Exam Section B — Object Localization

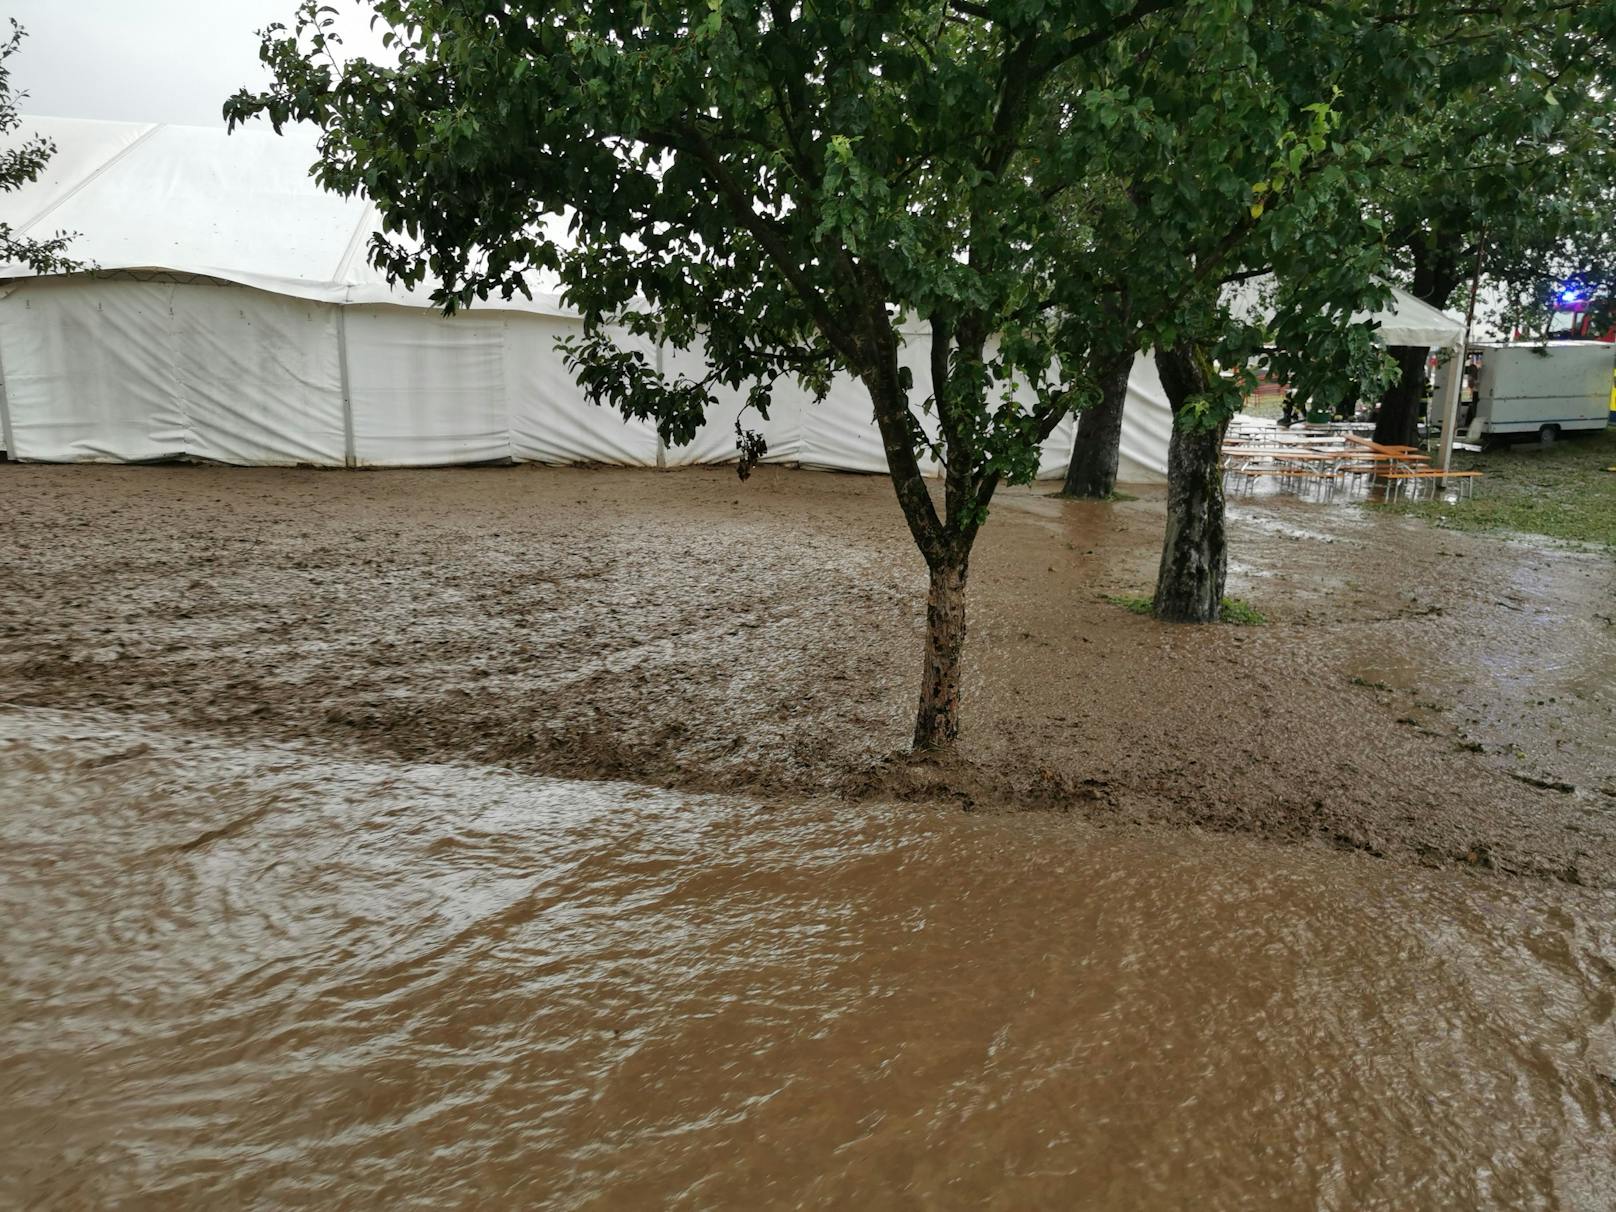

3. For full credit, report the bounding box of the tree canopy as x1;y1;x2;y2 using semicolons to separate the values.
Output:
224;0;1610;739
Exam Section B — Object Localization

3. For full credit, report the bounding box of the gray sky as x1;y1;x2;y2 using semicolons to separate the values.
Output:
8;0;387;127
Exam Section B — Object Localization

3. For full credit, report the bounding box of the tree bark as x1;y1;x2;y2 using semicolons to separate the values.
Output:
1372;345;1430;447
1062;351;1134;498
1151;341;1228;624
913;557;968;750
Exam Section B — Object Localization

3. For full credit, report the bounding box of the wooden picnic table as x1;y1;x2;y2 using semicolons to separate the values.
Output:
1221;424;1477;498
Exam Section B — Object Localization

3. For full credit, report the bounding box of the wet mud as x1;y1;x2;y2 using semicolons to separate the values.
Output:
2;462;1612;882
5;463;1616;1206
3;710;1614;1208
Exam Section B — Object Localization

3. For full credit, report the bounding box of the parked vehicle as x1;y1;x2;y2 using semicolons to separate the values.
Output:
1441;342;1616;446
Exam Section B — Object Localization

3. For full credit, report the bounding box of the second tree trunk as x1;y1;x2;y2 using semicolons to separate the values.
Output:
1152;419;1227;622
1372;345;1430;448
1152;341;1228;623
1062;352;1135;499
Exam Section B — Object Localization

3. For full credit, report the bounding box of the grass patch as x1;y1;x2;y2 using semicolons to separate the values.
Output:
1219;596;1266;626
1105;593;1155;615
1104;593;1266;624
1379;425;1616;548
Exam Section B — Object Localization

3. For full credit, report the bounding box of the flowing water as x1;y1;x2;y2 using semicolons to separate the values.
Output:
4;706;1615;1209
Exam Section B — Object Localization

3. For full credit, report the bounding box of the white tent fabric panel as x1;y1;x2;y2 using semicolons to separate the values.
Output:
1117;353;1173;484
344;306;511;466
507;317;660;466
0;275;1121;480
171;286;346;466
0;279;347;465
1038;413;1078;481
798;338;944;475
4;120;158;235
658;342;804;467
0;279;186;461
797;368;894;474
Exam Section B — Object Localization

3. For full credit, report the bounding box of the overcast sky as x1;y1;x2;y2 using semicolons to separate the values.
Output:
8;0;387;127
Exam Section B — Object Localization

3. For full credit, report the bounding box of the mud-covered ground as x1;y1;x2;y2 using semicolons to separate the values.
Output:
3;462;1613;884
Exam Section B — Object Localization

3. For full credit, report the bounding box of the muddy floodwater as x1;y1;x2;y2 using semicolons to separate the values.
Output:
3;463;1616;1205
4;708;1615;1209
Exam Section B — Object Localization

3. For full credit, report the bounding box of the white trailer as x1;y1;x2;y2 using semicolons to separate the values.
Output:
1450;341;1616;445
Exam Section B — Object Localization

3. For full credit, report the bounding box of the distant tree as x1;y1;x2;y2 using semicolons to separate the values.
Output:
0;22;81;275
1061;1;1616;619
1062;4;1616;497
1370;15;1616;446
1043;5;1435;617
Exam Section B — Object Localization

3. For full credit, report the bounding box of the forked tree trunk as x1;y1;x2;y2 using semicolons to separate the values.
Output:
1152;341;1227;623
913;558;968;750
1373;345;1429;447
1062;352;1134;499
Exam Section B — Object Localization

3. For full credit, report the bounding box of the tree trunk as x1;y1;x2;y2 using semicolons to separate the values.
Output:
1373;345;1429;447
1375;221;1466;448
1062;351;1134;498
913;558;968;750
1152;341;1227;623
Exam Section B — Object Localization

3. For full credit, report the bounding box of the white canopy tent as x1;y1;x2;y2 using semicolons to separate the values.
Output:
1223;274;1469;472
0;117;1454;483
1225;275;1467;350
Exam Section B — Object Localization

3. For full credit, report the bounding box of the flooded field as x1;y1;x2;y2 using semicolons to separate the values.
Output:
3;463;1613;879
4;463;1615;1205
4;707;1615;1208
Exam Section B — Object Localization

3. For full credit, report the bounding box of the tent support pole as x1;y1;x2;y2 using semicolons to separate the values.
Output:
1443;233;1486;485
1437;342;1463;482
0;333;14;461
654;337;667;469
337;305;356;468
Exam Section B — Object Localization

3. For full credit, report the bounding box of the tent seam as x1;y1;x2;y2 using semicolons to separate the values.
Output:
17;123;164;236
331;200;376;286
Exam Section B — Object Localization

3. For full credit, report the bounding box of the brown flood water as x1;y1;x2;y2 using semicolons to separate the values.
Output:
5;706;1615;1209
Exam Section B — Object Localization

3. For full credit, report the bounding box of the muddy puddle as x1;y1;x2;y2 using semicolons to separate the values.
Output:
4;706;1615;1209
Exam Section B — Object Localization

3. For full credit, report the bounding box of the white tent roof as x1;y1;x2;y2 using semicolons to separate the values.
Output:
0;116;573;314
8;118;1464;353
1226;274;1465;349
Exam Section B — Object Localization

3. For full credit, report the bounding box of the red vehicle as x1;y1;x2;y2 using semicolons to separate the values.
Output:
1542;288;1615;342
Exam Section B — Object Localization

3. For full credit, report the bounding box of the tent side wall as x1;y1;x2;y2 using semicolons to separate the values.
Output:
510;317;660;467
0;277;346;465
344;305;511;466
0;275;1099;478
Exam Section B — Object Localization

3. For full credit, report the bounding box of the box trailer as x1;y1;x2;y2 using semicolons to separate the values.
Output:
1448;342;1616;445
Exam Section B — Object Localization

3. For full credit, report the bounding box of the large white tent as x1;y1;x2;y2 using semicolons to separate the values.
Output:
0;117;1455;482
0;117;1177;480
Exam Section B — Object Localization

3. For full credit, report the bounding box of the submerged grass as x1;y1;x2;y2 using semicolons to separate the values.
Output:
1104;593;1267;625
1380;425;1616;549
